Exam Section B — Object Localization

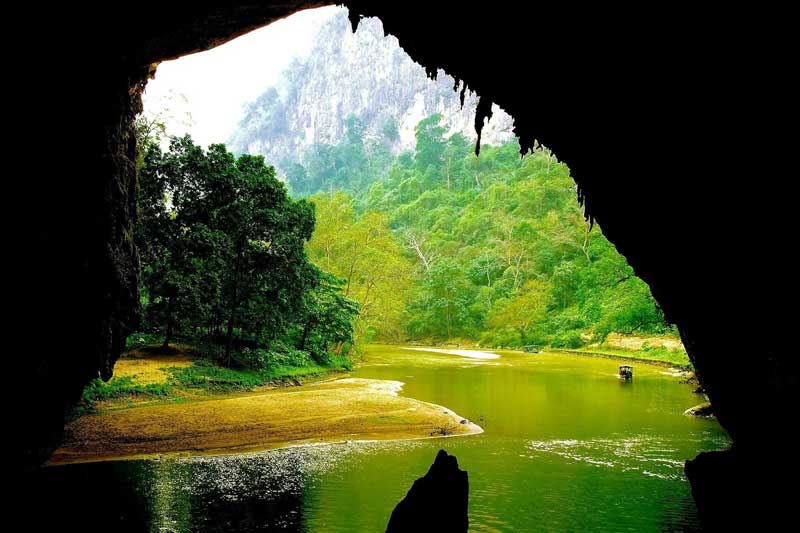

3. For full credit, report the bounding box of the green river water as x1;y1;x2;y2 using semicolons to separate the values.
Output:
27;345;729;531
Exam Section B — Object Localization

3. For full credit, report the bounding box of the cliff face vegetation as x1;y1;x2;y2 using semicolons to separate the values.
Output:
229;11;513;177
16;0;796;528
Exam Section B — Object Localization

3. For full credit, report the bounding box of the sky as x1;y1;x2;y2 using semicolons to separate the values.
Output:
142;6;340;147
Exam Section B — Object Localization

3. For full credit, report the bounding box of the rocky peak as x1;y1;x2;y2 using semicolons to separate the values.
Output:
228;10;514;174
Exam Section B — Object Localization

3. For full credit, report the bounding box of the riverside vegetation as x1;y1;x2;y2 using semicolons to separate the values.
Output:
297;114;678;351
80;113;686;408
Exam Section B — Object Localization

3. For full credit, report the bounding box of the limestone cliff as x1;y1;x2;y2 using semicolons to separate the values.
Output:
228;10;513;174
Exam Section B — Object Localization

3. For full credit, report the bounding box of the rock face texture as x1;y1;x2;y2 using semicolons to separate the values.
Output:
228;10;513;175
15;0;797;528
387;450;469;533
18;59;148;466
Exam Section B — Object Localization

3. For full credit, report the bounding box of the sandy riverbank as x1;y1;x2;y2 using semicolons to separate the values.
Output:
402;347;500;360
49;377;482;465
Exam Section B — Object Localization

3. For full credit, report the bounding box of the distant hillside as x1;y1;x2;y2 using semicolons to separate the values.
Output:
228;10;514;175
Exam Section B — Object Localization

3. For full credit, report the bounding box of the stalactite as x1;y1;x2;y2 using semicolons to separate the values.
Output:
473;95;493;156
347;9;361;33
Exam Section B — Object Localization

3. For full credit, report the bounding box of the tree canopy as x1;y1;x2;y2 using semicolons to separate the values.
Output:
294;114;670;348
137;113;670;358
136;136;358;365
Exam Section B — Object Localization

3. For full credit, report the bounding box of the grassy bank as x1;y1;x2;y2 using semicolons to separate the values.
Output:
73;343;352;417
549;345;691;369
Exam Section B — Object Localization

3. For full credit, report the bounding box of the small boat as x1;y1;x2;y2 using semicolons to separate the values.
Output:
619;365;633;380
523;344;541;353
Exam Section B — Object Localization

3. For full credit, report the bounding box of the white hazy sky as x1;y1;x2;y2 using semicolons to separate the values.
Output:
143;6;341;147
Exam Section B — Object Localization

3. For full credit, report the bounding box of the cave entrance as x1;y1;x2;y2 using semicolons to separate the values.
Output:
40;5;729;531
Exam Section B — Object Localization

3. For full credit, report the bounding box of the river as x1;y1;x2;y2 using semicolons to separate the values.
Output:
24;345;730;531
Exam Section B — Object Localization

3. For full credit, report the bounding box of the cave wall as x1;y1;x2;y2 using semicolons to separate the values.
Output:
343;2;796;448
16;0;796;525
17;57;147;465
16;0;328;468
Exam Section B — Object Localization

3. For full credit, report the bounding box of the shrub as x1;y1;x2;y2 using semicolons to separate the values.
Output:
235;346;314;370
551;331;586;349
125;332;164;350
480;328;522;349
318;351;354;370
80;377;173;403
168;361;265;391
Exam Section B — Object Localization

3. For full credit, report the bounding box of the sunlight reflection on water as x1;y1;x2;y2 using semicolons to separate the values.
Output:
28;348;730;532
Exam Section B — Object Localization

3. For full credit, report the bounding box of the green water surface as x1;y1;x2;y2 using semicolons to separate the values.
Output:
29;345;729;532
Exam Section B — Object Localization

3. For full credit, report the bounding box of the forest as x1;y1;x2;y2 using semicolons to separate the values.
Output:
133;113;671;373
295;114;671;349
135;130;358;371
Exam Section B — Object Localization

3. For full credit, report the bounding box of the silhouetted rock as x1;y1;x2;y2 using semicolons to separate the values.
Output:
686;448;798;530
386;450;468;533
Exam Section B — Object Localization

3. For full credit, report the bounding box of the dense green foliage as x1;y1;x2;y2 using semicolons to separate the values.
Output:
295;114;672;348
136;112;671;357
306;192;413;343
136;135;358;365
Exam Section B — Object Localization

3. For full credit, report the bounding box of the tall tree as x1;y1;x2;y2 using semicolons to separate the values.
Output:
137;136;331;362
307;192;413;342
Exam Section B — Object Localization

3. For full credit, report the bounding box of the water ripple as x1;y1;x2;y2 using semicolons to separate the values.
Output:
525;433;729;481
